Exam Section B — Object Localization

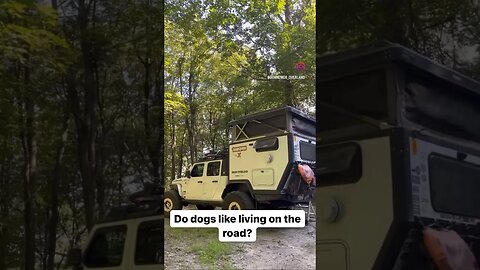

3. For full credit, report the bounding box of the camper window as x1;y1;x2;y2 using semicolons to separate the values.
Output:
429;153;480;218
254;138;279;152
318;69;389;131
317;143;362;186
300;141;315;161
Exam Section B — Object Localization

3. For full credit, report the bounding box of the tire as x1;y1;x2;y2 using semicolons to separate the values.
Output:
222;191;255;210
196;204;215;210
164;190;182;217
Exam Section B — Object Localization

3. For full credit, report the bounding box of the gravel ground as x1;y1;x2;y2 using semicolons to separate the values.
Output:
165;206;316;270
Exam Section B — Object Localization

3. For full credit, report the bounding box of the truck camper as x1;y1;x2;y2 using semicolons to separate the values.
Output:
165;106;316;214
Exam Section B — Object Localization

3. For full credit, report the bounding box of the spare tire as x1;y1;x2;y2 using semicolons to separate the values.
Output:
164;190;182;217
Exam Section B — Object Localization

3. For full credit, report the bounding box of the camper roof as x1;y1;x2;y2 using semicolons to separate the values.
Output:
317;41;480;144
229;106;316;142
318;41;480;95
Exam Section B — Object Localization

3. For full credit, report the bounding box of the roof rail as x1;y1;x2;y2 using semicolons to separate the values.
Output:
198;149;228;162
101;183;163;222
101;204;162;223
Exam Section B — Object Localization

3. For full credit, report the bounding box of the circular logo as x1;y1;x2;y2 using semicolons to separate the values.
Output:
295;61;306;72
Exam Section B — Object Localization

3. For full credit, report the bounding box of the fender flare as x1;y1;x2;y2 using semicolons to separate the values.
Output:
222;181;255;199
169;184;182;197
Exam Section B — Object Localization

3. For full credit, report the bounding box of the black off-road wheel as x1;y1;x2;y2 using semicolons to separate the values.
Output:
222;191;255;210
164;190;182;217
196;204;215;210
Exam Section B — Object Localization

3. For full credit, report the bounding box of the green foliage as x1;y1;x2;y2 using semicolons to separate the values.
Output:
0;1;68;69
318;0;480;71
0;0;164;268
168;227;235;270
165;0;316;179
165;90;187;113
190;241;233;267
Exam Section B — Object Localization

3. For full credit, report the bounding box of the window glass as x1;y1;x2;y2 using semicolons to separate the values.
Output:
318;70;388;132
135;220;164;265
191;163;204;177
299;141;315;161
207;161;221;176
429;153;480;218
83;225;127;268
254;138;279;152
317;143;362;186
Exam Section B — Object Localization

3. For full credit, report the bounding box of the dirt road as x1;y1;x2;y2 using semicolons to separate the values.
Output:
164;209;316;270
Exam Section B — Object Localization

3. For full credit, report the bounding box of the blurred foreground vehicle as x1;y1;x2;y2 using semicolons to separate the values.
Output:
67;185;163;270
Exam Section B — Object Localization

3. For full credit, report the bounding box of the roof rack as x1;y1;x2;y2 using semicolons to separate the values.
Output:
101;183;163;223
198;149;228;162
102;204;162;223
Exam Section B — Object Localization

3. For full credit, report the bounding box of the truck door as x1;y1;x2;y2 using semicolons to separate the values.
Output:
133;219;164;269
183;162;205;200
203;161;222;200
82;225;128;270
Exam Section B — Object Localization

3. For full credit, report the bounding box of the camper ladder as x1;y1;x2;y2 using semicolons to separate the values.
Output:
296;201;316;223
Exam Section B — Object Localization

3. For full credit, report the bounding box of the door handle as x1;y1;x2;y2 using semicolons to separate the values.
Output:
197;181;203;183
212;180;218;183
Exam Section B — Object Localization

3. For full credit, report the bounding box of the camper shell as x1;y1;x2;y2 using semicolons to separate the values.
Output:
230;106;316;143
316;42;480;270
228;106;316;203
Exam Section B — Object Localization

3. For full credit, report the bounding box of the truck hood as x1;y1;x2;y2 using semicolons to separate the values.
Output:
171;177;189;184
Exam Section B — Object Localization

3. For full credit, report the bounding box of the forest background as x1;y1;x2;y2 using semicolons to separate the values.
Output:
0;0;479;269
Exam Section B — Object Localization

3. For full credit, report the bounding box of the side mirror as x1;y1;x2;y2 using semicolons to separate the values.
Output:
186;170;191;178
67;248;82;268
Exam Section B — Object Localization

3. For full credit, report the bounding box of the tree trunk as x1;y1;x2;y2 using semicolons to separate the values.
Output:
381;0;407;44
186;115;195;164
170;112;176;180
209;110;216;150
71;0;99;231
0;139;11;270
285;0;292;25
152;60;164;186
140;0;163;187
284;80;294;106
46;116;69;270
186;66;197;164
0;205;6;270
225;108;232;147
21;65;37;270
66;73;96;231
177;131;185;178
